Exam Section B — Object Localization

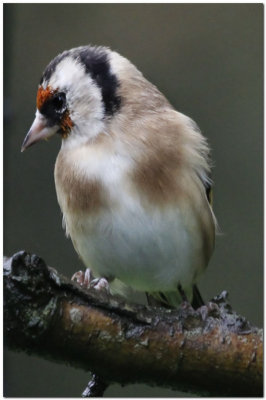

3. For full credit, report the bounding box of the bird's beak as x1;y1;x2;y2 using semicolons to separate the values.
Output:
21;111;58;152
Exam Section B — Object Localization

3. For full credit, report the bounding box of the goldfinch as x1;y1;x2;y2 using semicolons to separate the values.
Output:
21;45;216;308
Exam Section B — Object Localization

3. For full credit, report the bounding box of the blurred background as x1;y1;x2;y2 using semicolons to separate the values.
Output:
4;3;263;397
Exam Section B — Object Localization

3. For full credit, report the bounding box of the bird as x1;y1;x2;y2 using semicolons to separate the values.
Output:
21;45;216;308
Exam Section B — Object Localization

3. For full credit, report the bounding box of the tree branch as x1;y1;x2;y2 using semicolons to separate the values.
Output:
4;251;263;396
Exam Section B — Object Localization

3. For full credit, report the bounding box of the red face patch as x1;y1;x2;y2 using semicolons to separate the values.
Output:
36;85;56;110
60;112;74;138
36;86;74;138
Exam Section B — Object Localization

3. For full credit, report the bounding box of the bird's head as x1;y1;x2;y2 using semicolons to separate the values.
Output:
21;46;122;151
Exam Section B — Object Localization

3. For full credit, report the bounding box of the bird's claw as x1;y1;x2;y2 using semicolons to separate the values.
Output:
71;268;93;288
91;277;110;293
71;268;110;293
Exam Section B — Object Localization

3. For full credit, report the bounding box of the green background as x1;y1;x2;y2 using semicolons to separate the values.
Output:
4;3;263;397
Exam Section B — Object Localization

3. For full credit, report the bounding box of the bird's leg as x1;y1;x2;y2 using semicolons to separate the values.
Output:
72;268;110;293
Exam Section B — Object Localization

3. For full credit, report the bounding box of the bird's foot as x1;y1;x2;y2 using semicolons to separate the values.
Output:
72;268;110;294
72;268;93;287
90;277;110;292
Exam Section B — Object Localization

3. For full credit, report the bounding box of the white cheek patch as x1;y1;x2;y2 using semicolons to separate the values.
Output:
44;57;105;143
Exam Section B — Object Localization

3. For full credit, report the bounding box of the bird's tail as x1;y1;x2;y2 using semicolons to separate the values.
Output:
147;284;204;309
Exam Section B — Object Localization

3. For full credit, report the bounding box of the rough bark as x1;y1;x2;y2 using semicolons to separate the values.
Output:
4;251;263;397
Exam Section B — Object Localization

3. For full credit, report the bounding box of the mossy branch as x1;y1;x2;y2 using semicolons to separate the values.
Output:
4;251;263;396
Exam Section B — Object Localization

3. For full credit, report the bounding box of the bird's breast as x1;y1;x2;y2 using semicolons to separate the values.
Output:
54;144;215;292
54;143;131;215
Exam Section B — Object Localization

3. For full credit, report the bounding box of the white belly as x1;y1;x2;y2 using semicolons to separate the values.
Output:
65;200;204;293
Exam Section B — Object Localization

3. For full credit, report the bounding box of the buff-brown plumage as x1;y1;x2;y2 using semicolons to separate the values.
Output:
22;45;216;307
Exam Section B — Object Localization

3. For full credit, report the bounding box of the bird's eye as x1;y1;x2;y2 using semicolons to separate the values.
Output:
53;92;66;112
